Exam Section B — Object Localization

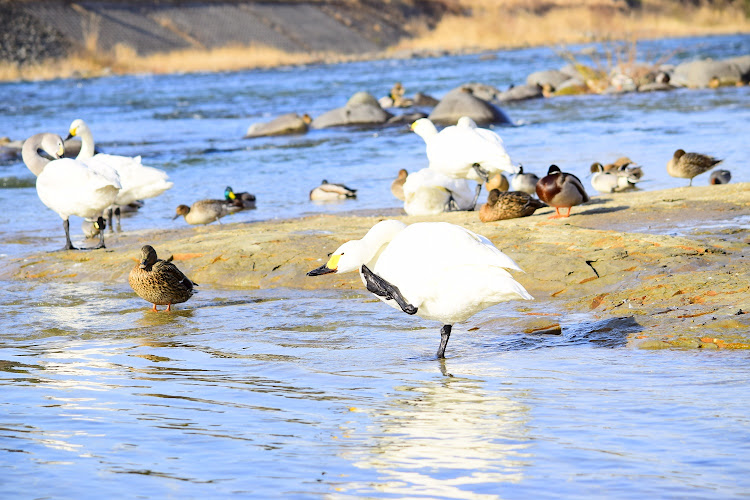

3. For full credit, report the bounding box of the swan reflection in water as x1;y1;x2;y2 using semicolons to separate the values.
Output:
338;362;532;498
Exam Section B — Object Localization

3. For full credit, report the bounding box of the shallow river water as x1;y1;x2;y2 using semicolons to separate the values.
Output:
1;34;750;498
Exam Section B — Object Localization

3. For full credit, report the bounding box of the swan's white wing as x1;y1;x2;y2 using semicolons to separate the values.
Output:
87;153;172;204
36;159;120;219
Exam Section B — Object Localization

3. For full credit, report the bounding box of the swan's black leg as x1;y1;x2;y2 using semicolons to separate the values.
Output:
62;219;78;251
437;324;452;358
444;194;461;212
361;264;417;315
115;206;122;232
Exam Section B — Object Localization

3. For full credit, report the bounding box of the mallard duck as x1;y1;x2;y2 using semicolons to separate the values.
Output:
536;165;590;218
67;119;173;227
23;132;121;250
709;169;731;185
391;169;408;201
309;180;357;201
307;220;532;358
173;199;241;225
224;186;256;209
402;168;476;215
510;164;540;195
479;190;546;222
128;245;197;312
667;149;722;186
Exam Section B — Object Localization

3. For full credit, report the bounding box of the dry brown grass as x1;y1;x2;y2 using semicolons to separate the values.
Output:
392;0;750;52
1;0;748;82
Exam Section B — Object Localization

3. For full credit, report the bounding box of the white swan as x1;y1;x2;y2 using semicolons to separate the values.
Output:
67;119;173;226
402;168;477;216
23;133;121;250
411;117;518;183
307;220;533;358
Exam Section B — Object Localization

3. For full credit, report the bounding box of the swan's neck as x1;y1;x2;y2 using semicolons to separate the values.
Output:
22;133;51;176
75;125;96;160
360;221;406;266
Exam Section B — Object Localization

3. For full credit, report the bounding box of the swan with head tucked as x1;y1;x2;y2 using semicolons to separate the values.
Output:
67;119;173;227
307;220;533;358
22;132;121;250
402;168;477;215
411;117;518;207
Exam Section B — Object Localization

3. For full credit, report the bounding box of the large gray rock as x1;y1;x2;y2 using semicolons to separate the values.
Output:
346;91;381;108
726;55;750;81
311;93;392;129
429;87;512;125
526;69;571;90
671;59;743;88
495;84;543;102
245;113;310;138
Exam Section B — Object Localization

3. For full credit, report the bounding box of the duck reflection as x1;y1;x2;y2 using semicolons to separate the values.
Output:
340;365;531;498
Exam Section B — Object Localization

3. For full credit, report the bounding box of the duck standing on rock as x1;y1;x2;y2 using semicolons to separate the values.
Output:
479;190;546;222
129;245;197;312
536;165;590;218
173;199;242;225
309;180;357;201
307;220;532;358
667;149;722;186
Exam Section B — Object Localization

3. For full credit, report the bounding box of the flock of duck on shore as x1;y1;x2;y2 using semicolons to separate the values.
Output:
16;50;740;357
19;96;730;357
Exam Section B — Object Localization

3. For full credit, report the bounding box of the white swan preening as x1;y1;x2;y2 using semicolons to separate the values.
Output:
402;168;476;215
22;132;121;250
307;220;533;358
411;117;518;183
67;119;173;227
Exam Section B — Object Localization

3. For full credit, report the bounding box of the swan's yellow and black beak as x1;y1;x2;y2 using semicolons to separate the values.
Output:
56;143;65;158
307;254;339;276
65;126;78;141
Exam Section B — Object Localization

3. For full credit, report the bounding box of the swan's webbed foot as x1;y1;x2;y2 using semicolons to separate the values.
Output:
361;264;417;315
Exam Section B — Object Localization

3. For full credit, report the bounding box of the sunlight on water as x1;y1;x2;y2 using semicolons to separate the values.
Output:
1;33;750;498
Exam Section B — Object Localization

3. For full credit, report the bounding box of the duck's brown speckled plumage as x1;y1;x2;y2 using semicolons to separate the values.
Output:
535;165;590;218
479;190;546;222
128;245;197;311
667;149;722;186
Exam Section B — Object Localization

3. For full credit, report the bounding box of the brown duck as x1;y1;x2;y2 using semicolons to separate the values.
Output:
128;245;197;312
479;190;547;222
667;149;722;186
535;164;590;218
391;169;408;201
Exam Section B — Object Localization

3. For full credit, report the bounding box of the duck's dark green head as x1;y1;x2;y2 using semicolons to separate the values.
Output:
224;186;235;201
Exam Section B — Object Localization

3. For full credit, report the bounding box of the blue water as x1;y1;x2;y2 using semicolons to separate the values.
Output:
1;34;749;498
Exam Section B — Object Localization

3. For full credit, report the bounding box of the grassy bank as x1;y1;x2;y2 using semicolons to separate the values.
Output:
1;0;748;82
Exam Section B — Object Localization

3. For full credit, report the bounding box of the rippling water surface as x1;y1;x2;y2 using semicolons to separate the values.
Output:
1;34;749;498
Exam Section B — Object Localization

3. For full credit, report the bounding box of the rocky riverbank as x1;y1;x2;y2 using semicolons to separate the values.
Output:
2;183;748;349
